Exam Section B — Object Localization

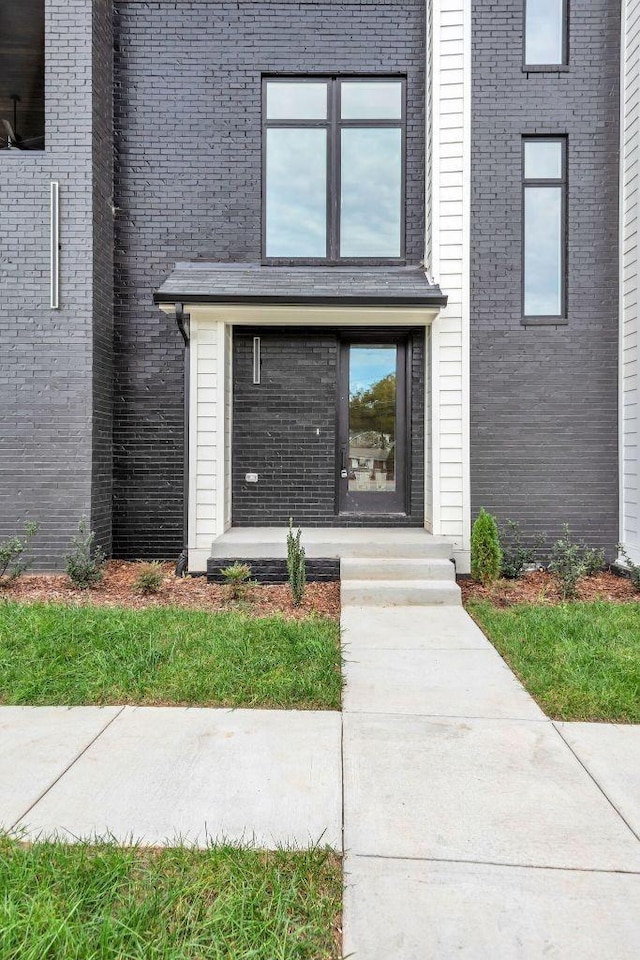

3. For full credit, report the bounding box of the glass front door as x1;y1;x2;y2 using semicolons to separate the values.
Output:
338;339;407;514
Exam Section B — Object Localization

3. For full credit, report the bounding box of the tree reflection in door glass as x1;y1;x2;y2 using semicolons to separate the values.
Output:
348;346;397;494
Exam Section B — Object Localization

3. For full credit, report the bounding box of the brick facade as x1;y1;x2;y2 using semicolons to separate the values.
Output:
0;0;113;568
470;0;621;555
112;0;426;558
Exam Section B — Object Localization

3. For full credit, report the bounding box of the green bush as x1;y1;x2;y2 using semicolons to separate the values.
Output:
500;518;545;580
583;546;605;577
287;519;306;606
133;561;164;595
65;519;107;590
0;521;38;586
471;508;502;585
617;543;640;592
220;562;254;601
548;525;603;599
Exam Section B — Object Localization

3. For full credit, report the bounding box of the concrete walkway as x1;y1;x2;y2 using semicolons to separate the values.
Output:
341;604;640;959
1;602;639;957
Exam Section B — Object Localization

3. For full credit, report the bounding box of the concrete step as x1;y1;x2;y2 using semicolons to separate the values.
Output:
341;557;456;582
341;579;462;607
210;528;454;561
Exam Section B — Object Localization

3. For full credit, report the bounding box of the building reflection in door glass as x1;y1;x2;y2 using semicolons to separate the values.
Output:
348;346;397;493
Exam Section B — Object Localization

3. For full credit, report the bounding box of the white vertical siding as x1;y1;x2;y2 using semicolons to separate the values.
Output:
224;324;233;531
188;317;228;570
427;0;471;569
622;0;640;563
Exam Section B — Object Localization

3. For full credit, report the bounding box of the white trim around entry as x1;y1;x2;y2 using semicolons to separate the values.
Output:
160;301;468;573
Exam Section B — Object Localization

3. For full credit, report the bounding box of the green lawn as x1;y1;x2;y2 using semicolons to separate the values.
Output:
0;603;341;710
0;837;341;960
468;600;640;722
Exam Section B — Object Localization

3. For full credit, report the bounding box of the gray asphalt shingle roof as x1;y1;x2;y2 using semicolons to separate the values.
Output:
154;262;446;306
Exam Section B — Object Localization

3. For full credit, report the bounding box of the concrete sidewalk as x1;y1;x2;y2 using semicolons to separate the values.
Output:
0;705;342;849
341;604;640;959
0;604;639;958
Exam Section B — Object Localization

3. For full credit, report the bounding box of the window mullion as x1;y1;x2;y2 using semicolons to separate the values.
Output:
328;79;340;260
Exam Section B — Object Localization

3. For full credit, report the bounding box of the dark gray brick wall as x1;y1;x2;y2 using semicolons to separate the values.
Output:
0;0;113;569
232;328;424;527
91;0;115;554
470;0;620;556
112;0;426;557
207;558;340;584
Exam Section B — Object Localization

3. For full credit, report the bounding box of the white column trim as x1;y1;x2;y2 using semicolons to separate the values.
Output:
188;315;199;556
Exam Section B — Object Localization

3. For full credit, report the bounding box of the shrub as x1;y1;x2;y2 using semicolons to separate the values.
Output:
65;519;107;590
617;543;640;592
583;546;605;577
220;562;254;601
287;519;306;606
500;519;545;580
133;562;164;595
471;509;502;585
0;521;38;586
548;525;603;599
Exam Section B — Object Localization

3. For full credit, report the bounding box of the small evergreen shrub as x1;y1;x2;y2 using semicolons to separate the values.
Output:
582;546;605;577
220;562;254;601
287;519;306;606
133;562;164;595
548;525;603;599
500;519;545;580
65;519;107;590
548;528;584;600
617;543;640;592
471;508;502;585
0;521;38;586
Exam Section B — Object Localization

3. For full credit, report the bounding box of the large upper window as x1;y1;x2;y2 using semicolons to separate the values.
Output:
263;77;405;261
522;138;567;321
0;0;45;150
524;0;567;68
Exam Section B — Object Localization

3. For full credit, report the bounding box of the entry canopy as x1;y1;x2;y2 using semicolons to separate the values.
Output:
154;262;447;308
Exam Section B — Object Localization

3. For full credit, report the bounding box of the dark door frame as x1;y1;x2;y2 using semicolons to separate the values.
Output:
336;332;410;516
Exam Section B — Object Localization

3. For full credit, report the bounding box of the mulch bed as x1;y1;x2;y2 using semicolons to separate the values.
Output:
1;561;340;621
460;569;639;607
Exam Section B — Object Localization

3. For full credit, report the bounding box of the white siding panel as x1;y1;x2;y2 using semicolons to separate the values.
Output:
427;0;470;571
188;318;230;566
622;0;640;564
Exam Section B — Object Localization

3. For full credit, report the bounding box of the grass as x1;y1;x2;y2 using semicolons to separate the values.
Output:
0;602;342;710
0;836;342;960
468;600;640;722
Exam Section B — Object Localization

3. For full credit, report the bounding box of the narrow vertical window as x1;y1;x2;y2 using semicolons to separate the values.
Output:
524;0;567;68
522;138;566;321
0;0;45;150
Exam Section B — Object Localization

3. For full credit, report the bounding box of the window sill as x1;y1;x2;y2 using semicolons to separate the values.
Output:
522;64;570;74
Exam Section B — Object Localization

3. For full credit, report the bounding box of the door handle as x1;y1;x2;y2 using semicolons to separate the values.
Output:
340;447;348;480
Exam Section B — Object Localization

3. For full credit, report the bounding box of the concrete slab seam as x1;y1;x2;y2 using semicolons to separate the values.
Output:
10;706;127;831
342;708;550;724
552;722;640;845
347;852;640;877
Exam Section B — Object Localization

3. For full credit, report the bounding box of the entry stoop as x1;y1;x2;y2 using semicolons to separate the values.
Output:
207;527;461;604
341;555;461;607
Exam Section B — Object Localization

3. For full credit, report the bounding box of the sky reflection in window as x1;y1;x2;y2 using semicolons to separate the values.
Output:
265;128;327;257
340;128;402;257
525;0;564;65
524;186;562;316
